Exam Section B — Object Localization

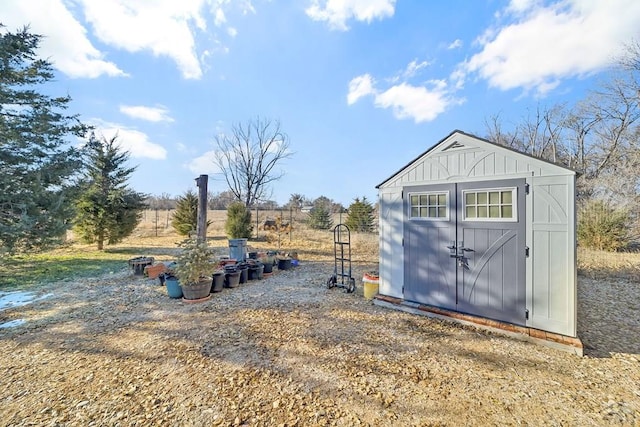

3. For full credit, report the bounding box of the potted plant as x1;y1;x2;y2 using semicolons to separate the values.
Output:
174;238;217;300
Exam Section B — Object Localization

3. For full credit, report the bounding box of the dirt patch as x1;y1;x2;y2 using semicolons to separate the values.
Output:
0;260;639;426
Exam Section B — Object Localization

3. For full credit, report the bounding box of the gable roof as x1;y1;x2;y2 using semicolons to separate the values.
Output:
376;129;576;189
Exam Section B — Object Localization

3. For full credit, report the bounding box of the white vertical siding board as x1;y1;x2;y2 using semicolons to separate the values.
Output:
486;153;496;176
379;190;403;298
549;231;569;320
532;230;551;318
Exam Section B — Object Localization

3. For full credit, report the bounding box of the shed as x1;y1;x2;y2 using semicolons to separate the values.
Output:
376;130;579;347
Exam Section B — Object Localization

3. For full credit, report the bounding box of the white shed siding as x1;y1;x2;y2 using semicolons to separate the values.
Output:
528;175;576;336
378;189;403;298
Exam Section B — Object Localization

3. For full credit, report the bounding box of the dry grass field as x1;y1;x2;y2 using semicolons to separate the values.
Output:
129;209;379;266
1;210;639;426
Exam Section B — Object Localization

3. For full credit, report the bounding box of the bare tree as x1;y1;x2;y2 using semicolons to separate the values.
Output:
213;118;292;207
485;104;568;163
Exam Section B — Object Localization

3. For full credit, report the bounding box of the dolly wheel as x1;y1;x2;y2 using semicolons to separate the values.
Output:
326;275;337;289
346;278;356;293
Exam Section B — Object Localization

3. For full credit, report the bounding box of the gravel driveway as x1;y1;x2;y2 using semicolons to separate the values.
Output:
0;261;638;426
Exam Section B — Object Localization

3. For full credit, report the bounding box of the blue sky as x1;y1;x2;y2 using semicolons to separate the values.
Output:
2;0;640;206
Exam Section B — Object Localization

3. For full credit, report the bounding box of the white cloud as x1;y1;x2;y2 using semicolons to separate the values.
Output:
348;68;463;123
187;150;221;175
347;74;376;105
214;8;227;26
120;105;175;123
465;0;640;95
0;0;126;79
448;39;463;50
306;0;396;31
401;59;429;80
90;120;168;160
227;27;238;37
79;0;208;79
374;81;460;123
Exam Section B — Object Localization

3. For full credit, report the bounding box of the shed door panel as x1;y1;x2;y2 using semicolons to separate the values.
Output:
403;179;526;326
456;180;526;325
403;184;456;309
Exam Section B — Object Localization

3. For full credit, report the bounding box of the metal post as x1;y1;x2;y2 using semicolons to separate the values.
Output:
195;174;208;242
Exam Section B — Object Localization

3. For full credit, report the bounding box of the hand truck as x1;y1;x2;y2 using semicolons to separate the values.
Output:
327;224;356;293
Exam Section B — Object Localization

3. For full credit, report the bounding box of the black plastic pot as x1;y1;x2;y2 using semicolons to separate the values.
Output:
224;271;240;288
248;262;264;280
237;263;249;284
262;262;273;274
212;271;225;292
277;258;292;270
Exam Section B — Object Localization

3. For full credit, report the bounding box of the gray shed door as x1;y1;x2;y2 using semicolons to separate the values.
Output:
403;179;526;326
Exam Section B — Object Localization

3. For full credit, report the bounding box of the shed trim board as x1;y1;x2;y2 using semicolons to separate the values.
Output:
377;130;577;338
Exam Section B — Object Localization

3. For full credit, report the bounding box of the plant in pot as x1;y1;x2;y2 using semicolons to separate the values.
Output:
174;238;217;300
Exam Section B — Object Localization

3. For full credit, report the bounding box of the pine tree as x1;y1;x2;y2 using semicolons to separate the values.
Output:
345;197;375;232
73;134;146;250
225;202;253;238
172;190;199;236
308;196;334;230
0;26;88;255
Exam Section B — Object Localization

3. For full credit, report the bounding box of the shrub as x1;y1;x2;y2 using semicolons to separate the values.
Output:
308;203;333;230
225;202;253;238
577;200;631;251
172;190;198;236
345;197;375;232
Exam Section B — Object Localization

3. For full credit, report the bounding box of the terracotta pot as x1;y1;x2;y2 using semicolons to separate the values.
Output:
144;263;166;279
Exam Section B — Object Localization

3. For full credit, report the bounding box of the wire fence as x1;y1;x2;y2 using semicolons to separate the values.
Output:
139;207;377;239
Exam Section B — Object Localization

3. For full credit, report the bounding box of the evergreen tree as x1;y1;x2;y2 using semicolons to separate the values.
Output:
225;202;253;238
307;196;333;230
73;134;146;250
0;26;88;255
345;197;375;232
172;190;199;236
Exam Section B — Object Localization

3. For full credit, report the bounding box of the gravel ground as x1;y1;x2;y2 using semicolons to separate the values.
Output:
0;260;639;426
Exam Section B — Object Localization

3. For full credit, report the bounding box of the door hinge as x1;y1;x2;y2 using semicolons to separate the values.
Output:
525;309;529;320
401;190;404;198
525;246;530;257
525;183;530;194
402;238;404;247
402;286;405;294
